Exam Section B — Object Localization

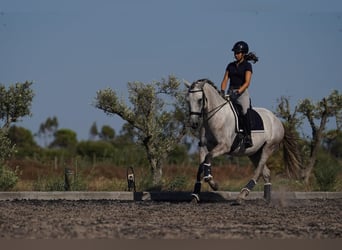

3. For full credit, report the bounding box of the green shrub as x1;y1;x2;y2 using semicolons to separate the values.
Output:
33;176;64;191
0;129;16;162
0;129;18;190
33;173;88;191
69;174;88;191
314;158;341;191
77;140;115;159
136;172;157;191
0;164;19;191
167;175;188;191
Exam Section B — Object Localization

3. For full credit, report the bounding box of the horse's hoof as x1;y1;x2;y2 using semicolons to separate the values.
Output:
191;193;200;203
231;199;244;206
208;180;219;191
263;197;271;205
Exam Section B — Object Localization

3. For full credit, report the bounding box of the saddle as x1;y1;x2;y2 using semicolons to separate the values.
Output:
228;101;264;152
230;101;264;132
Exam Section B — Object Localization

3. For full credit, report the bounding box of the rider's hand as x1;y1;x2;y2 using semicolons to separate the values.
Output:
230;90;240;101
220;90;225;98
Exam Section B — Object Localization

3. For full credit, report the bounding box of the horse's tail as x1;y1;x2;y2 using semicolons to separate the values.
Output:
282;124;302;179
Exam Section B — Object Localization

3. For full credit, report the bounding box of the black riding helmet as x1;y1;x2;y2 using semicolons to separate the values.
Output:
232;41;249;54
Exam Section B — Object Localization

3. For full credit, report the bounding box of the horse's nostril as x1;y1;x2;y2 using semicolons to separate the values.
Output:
191;122;198;129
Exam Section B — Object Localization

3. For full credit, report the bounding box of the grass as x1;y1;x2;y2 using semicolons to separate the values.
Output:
5;158;342;192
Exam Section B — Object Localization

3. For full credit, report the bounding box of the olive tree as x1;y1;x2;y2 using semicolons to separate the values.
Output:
0;81;34;190
94;76;189;186
297;90;342;183
0;81;34;129
276;90;342;184
0;81;34;155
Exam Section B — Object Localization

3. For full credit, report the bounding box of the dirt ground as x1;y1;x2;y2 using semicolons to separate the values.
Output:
0;198;341;239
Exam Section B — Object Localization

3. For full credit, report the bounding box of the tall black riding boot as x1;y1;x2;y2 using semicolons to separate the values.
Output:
242;113;253;148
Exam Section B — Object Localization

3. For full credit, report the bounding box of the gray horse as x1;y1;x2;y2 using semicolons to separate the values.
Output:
185;79;299;203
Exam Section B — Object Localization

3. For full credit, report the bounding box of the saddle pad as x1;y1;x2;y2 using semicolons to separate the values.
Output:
249;109;264;131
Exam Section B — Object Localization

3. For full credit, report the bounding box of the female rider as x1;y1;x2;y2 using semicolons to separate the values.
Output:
220;41;258;148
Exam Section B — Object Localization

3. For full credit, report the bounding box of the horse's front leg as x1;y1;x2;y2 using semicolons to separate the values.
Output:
191;163;203;202
201;145;226;191
191;155;219;203
191;144;208;202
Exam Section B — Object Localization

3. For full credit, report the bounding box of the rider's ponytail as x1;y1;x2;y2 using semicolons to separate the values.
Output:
245;52;258;64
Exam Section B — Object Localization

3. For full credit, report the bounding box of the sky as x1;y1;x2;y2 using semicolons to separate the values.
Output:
1;0;342;144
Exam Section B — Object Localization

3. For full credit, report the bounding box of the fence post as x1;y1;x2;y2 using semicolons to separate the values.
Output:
64;168;73;191
126;166;136;192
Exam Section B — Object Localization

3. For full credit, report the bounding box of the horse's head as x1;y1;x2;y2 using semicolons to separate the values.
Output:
185;79;207;129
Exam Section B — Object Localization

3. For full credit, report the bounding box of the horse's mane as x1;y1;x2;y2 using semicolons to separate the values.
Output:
191;78;220;95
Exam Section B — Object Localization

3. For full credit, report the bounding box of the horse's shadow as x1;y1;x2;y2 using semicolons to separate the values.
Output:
133;191;239;203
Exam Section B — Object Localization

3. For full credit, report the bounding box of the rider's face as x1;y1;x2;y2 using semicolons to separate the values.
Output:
234;52;243;62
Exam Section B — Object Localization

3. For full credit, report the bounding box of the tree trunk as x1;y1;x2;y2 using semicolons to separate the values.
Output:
150;158;163;187
302;157;316;184
302;112;327;184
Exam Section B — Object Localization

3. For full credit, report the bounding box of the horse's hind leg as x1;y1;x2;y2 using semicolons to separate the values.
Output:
237;146;272;201
236;150;261;201
262;165;271;203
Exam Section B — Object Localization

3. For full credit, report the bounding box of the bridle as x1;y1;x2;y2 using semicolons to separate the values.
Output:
188;88;204;116
188;83;228;121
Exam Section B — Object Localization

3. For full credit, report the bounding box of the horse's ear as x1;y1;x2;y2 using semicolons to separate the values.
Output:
183;79;191;89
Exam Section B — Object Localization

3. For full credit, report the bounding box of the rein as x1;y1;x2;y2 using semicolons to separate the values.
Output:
188;86;229;122
188;81;241;152
206;101;228;121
